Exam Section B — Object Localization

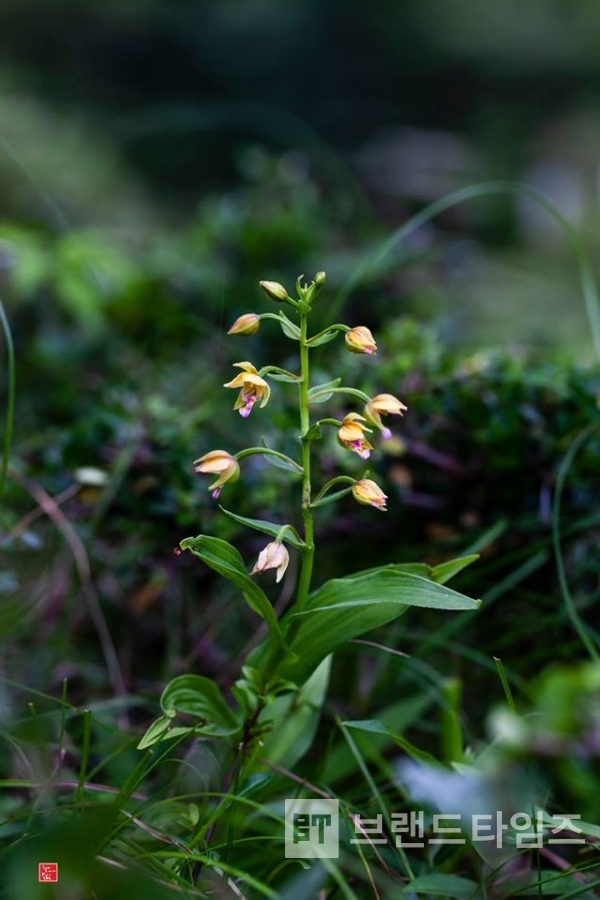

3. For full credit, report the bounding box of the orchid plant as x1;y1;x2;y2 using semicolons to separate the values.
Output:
139;273;479;778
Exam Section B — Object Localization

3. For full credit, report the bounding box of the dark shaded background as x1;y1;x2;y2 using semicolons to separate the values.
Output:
3;0;600;354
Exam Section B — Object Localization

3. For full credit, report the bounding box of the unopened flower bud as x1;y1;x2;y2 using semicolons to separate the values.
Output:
251;542;290;583
227;313;260;336
259;280;289;303
352;478;387;510
345;326;377;355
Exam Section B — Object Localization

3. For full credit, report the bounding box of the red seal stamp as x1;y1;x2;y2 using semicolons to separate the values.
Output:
38;863;58;882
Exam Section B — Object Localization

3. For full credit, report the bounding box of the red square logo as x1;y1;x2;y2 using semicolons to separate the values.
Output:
38;863;58;883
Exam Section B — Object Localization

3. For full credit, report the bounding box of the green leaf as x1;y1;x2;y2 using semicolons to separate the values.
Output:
278;313;301;340
306;330;339;347
321;694;433;782
137;717;197;750
137;715;175;749
137;719;195;750
308;378;342;403
431;554;480;584
297;569;480;613
547;815;600;841
219;507;306;549
258;657;331;770
402;874;479;898
180;535;288;656
160;674;242;737
305;422;322;440
258;442;303;473
356;557;478;586
262;367;302;383
357;562;433;579
251;568;479;684
343;720;438;764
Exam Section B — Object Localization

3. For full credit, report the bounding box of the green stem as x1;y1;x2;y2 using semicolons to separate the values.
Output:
305;323;348;346
325;386;371;403
310;487;354;509
314;417;343;428
235;446;304;473
313;475;357;505
274;523;295;544
259;364;302;381
295;311;315;615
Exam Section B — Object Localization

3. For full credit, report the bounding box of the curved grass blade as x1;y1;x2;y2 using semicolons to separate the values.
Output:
0;298;15;503
335;181;600;361
552;423;600;662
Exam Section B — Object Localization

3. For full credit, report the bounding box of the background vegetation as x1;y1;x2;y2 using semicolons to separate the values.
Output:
1;1;600;897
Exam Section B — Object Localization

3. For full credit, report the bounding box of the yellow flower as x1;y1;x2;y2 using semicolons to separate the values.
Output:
227;313;260;336
337;412;374;460
193;450;240;499
250;542;290;583
345;325;377;355
352;478;387;510
259;280;289;302
364;393;407;439
224;361;270;418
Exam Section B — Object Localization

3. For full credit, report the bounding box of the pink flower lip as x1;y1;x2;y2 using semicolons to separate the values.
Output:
350;440;371;459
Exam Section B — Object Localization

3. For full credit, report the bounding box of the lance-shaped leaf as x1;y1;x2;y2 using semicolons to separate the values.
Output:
308;378;342;404
256;656;332;771
137;718;197;750
138;674;244;749
431;554;479;584
343;719;437;764
260;366;302;383
249;567;479;685
180;535;288;656
353;558;479;584
219;508;306;549
277;312;301;341
305;329;339;347
402;874;480;898
160;674;242;736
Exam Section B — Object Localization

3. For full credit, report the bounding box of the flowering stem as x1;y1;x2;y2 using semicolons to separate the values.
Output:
295;309;315;616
